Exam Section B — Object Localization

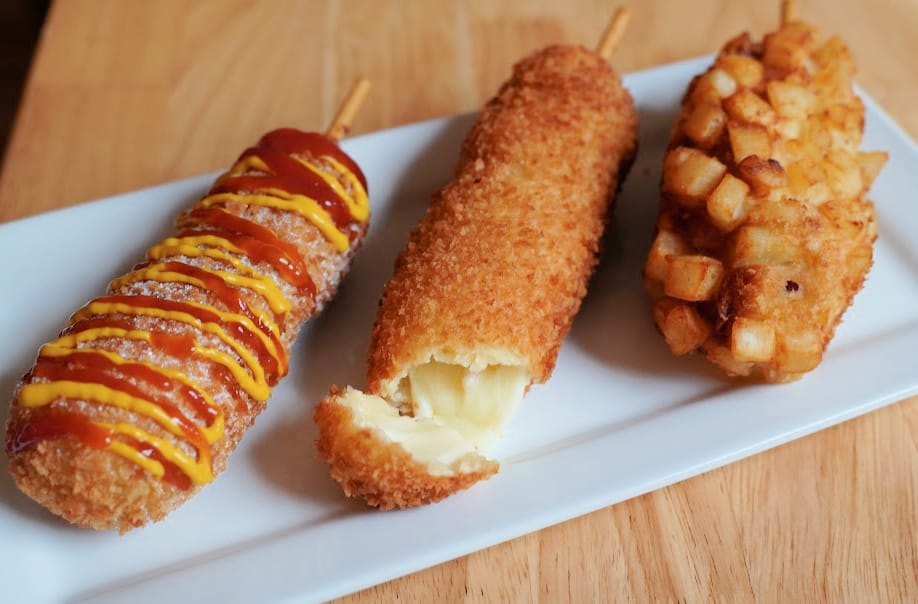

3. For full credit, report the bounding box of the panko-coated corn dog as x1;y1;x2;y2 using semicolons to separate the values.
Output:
644;4;887;382
5;81;372;532
315;17;638;508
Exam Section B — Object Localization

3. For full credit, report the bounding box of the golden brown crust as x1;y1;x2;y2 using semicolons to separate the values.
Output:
367;45;637;392
6;145;368;533
8;438;190;531
317;45;637;509
313;389;498;509
645;21;885;382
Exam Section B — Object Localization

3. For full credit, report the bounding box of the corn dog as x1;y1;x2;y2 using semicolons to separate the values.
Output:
315;16;638;508
5;81;371;532
644;3;887;382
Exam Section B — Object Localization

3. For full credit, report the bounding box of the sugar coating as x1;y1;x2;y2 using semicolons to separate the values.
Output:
6;145;367;532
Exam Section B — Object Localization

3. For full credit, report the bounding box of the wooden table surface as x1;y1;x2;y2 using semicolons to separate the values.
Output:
2;0;917;601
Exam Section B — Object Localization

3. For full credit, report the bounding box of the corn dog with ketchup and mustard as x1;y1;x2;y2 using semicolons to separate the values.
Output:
6;79;372;532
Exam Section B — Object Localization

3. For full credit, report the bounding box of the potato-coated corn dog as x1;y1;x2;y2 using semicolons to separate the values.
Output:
644;11;886;382
6;87;371;531
315;43;637;508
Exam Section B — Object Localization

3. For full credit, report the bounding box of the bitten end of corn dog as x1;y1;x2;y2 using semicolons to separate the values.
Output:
314;387;497;509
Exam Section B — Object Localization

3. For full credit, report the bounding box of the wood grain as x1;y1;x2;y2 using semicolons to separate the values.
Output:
1;1;916;601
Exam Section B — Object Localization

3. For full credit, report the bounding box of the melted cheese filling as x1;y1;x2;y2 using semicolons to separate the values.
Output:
342;388;481;476
404;361;529;450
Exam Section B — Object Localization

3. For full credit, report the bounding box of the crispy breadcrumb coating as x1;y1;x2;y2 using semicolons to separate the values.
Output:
368;44;637;395
315;45;637;508
314;388;497;509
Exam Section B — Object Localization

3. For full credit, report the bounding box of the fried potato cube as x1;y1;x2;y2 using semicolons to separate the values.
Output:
683;102;727;149
785;162;808;195
715;54;764;88
691;68;739;105
776;329;823;373
787;160;832;205
824;150;863;198
824;101;864;147
721;32;754;55
812;56;855;100
736;155;787;195
707;173;750;231
803;182;833;206
705;344;754;376
663;147;728;204
732;226;797;267
773;116;803;140
766;81;816;119
664;254;724;301
762;33;811;75
778;22;819;47
724;89;776;126
857;151;889;188
727;121;772;162
646;229;690;283
749;197;805;224
802;115;832;157
730;317;776;362
813;35;854;73
654;299;712;356
708;68;739;98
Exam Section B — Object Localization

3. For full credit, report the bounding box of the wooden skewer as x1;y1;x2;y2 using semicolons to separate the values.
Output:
780;0;798;25
596;7;631;60
326;77;372;141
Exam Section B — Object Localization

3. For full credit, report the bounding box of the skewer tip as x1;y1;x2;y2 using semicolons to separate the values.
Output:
326;77;372;141
596;7;631;60
780;0;798;25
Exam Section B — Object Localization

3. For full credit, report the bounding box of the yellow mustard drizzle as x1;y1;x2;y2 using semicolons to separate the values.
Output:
147;240;290;305
198;192;350;252
38;343;225;443
198;149;369;253
19;382;216;485
106;438;167;479
111;262;291;316
321;155;371;222
101;422;213;485
227;155;271;176
70;301;275;394
49;327;271;401
295;157;370;222
71;298;286;377
19;132;367;488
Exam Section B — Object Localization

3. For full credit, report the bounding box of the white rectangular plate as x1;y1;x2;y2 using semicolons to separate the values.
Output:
1;56;917;603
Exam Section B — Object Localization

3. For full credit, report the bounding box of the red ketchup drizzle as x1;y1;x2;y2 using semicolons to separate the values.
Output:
90;294;283;382
7;408;111;455
259;129;367;192
208;129;366;239
127;260;285;352
63;316;196;357
176;207;315;295
119;435;193;490
63;315;241;398
29;352;211;452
